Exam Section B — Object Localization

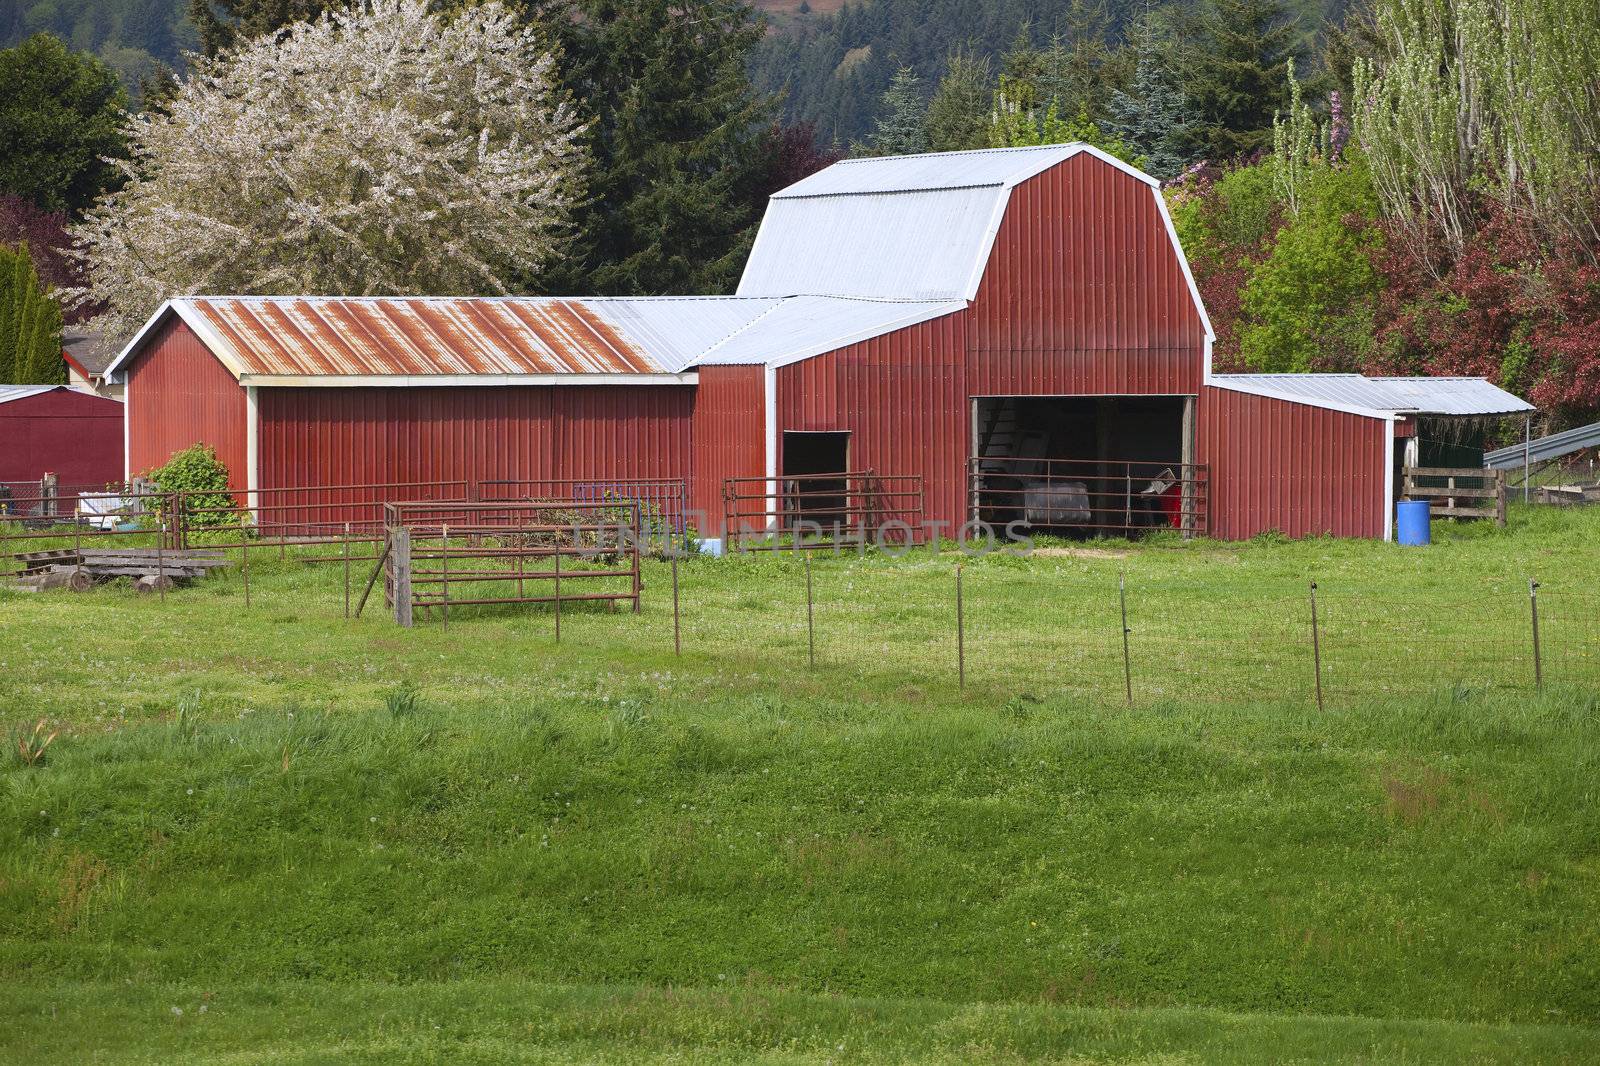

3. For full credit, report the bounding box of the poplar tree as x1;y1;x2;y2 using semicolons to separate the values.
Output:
0;243;66;384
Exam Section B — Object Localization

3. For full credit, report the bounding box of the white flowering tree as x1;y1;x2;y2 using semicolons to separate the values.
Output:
72;0;587;336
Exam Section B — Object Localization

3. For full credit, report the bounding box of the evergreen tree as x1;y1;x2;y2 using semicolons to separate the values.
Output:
1108;13;1193;179
188;0;338;58
1171;0;1307;161
1055;0;1121;124
925;51;991;152
0;242;65;384
863;66;928;156
524;0;776;296
0;34;128;216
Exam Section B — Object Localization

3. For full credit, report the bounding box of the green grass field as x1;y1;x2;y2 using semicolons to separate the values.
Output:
3;507;1599;1062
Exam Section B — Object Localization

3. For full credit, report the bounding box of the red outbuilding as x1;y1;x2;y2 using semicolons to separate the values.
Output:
105;144;1531;543
0;384;125;493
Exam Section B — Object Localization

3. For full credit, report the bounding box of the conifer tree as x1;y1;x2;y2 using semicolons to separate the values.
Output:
524;0;775;295
864;66;929;156
925;52;990;152
1171;0;1306;161
1108;13;1193;179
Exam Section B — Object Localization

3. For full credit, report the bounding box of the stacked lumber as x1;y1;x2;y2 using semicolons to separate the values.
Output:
7;548;229;592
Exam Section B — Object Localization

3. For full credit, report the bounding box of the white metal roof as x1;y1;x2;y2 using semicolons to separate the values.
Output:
738;143;1161;303
691;296;965;367
770;144;1105;199
0;385;57;405
1211;374;1534;417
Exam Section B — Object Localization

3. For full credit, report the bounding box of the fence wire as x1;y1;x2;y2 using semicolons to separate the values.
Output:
7;532;1597;708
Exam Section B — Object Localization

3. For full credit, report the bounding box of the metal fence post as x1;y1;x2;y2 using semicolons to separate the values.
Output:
343;522;352;619
1119;573;1132;706
805;552;816;668
1309;581;1324;712
157;523;166;604
242;532;250;608
671;549;682;657
441;524;450;632
956;564;966;689
1530;579;1542;692
553;546;562;643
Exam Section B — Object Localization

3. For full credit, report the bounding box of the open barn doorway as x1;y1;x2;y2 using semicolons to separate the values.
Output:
970;396;1200;537
782;430;851;527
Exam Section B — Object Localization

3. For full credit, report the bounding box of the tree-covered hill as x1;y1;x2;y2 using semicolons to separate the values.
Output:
0;0;192;90
749;0;1346;145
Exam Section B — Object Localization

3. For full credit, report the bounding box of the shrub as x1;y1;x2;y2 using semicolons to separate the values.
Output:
145;444;236;530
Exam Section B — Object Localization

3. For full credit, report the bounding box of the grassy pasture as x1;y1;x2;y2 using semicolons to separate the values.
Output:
2;505;1599;1062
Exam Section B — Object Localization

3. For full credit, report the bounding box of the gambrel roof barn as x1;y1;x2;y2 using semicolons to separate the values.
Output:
109;144;1530;542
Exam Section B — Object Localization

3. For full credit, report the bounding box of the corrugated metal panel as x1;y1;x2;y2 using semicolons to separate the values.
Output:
601;298;783;369
258;385;692;489
693;297;964;365
0;386;123;485
0;385;58;405
126;318;248;490
772;144;1084;198
176;296;782;378
778;311;970;528
736;189;1007;300
1198;385;1388;540
968;151;1207;395
1486;419;1600;468
689;365;766;535
1214;374;1534;416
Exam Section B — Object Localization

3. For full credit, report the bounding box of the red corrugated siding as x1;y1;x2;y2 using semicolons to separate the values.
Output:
778;311;969;528
1198;386;1388;540
968;152;1205;395
259;385;692;488
0;389;123;486
689;364;765;535
126;317;248;487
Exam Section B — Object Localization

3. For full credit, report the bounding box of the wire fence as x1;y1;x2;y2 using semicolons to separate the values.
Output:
5;525;1596;707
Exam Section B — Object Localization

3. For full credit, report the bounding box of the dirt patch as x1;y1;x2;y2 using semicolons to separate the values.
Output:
1382;769;1448;824
1029;547;1132;560
54;851;110;932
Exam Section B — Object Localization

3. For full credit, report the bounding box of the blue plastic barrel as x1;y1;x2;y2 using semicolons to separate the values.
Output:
1396;499;1431;546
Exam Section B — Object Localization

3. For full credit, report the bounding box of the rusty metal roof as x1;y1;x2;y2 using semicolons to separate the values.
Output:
107;296;798;383
107;293;973;382
184;296;741;377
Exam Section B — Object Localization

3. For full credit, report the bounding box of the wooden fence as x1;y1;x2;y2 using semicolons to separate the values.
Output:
1402;467;1507;525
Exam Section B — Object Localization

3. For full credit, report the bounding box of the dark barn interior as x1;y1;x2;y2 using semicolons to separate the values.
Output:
782;430;851;527
972;396;1192;536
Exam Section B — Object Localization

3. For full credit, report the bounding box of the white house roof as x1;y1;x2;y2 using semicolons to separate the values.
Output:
737;143;1158;303
1211;374;1534;418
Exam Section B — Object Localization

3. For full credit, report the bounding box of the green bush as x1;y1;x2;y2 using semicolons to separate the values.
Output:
145;444;237;530
1239;160;1385;372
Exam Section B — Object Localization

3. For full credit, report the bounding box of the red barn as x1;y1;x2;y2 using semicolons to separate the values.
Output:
105;144;1531;542
0;384;125;491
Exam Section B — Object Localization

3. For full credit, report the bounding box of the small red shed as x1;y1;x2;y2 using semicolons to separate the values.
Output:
0;384;125;492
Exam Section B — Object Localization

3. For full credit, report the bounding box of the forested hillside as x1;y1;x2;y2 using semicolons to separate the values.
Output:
749;0;1345;144
0;0;190;88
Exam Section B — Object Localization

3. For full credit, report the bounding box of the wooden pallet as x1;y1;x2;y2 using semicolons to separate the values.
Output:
7;548;230;591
